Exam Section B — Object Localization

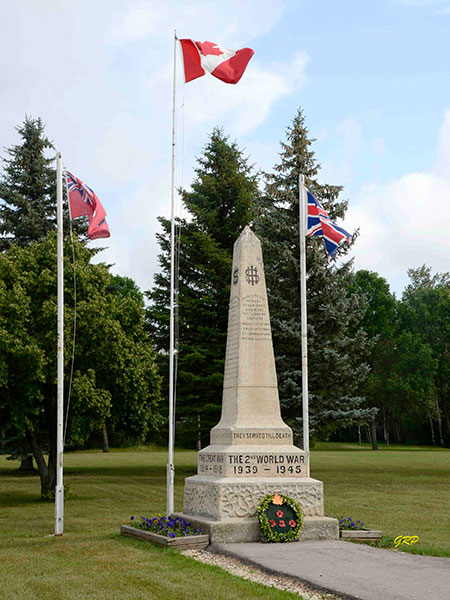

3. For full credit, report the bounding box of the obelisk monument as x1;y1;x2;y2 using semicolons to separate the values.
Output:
174;226;338;542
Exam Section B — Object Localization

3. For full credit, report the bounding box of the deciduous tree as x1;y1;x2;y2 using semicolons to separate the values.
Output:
0;234;162;496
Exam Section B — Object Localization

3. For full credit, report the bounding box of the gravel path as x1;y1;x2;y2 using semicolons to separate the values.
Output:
182;548;341;600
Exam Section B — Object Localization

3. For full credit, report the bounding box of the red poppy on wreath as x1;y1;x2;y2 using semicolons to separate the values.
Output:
257;493;304;543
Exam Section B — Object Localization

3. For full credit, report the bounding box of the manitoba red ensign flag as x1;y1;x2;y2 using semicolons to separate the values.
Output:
179;39;254;84
65;170;110;240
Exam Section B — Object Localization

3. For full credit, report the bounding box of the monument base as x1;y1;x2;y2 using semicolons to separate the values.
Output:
183;475;325;520
172;513;339;543
179;474;338;542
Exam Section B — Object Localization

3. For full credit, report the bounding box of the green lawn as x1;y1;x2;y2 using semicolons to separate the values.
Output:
0;450;305;600
1;444;449;599
313;442;450;556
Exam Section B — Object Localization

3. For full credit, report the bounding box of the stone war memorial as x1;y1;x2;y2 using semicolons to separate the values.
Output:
174;226;338;542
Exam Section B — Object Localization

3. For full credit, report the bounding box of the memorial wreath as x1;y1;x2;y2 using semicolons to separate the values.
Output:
256;492;304;542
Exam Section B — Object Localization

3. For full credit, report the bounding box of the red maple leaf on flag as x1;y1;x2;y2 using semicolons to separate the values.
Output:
196;41;223;56
179;38;254;84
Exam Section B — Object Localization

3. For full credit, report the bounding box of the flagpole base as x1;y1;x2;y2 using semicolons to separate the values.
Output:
166;464;175;516
54;485;64;536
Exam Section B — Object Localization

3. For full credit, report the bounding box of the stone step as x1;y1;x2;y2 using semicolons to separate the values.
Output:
172;513;338;544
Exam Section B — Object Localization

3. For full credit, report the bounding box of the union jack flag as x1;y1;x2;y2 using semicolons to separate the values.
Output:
306;189;351;258
65;170;110;240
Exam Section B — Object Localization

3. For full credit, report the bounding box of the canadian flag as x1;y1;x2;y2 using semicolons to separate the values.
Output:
179;39;254;84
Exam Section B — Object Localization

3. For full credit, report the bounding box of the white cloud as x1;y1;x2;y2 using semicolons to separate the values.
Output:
183;52;309;135
93;113;157;183
109;6;160;42
346;110;450;294
106;0;287;45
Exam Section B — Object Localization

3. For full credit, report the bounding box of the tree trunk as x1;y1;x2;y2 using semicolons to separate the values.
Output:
19;455;35;471
370;420;379;451
102;424;109;453
441;400;450;440
384;409;390;445
358;425;362;446
383;409;387;444
365;424;372;445
429;415;436;445
25;427;55;497
442;404;450;443
196;414;202;451
435;399;444;447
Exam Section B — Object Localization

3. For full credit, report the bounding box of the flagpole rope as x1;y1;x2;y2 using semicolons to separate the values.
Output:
62;168;77;447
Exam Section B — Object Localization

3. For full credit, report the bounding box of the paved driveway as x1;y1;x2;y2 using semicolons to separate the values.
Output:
210;540;450;600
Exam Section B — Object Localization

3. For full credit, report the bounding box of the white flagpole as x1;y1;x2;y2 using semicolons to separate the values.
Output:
167;29;177;516
55;152;64;534
299;174;310;477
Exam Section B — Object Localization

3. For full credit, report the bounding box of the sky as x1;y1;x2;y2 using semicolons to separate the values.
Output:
1;0;450;297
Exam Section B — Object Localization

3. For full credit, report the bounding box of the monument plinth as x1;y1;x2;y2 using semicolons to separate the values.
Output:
174;227;338;542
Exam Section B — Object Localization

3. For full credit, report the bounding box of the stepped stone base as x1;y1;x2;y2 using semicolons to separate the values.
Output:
184;475;324;520
172;513;339;543
178;474;338;543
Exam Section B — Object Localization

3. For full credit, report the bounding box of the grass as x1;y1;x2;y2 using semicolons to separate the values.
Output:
1;443;449;598
313;442;450;556
0;450;304;600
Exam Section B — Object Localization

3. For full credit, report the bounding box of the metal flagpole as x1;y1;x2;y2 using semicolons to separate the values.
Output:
167;29;178;516
55;152;65;534
299;174;310;477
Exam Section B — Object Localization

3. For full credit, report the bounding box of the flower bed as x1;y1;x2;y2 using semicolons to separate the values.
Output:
337;515;382;541
120;516;209;549
338;516;366;531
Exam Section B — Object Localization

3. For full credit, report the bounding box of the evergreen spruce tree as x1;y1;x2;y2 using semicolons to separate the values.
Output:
255;109;375;441
147;129;258;446
0;116;85;250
